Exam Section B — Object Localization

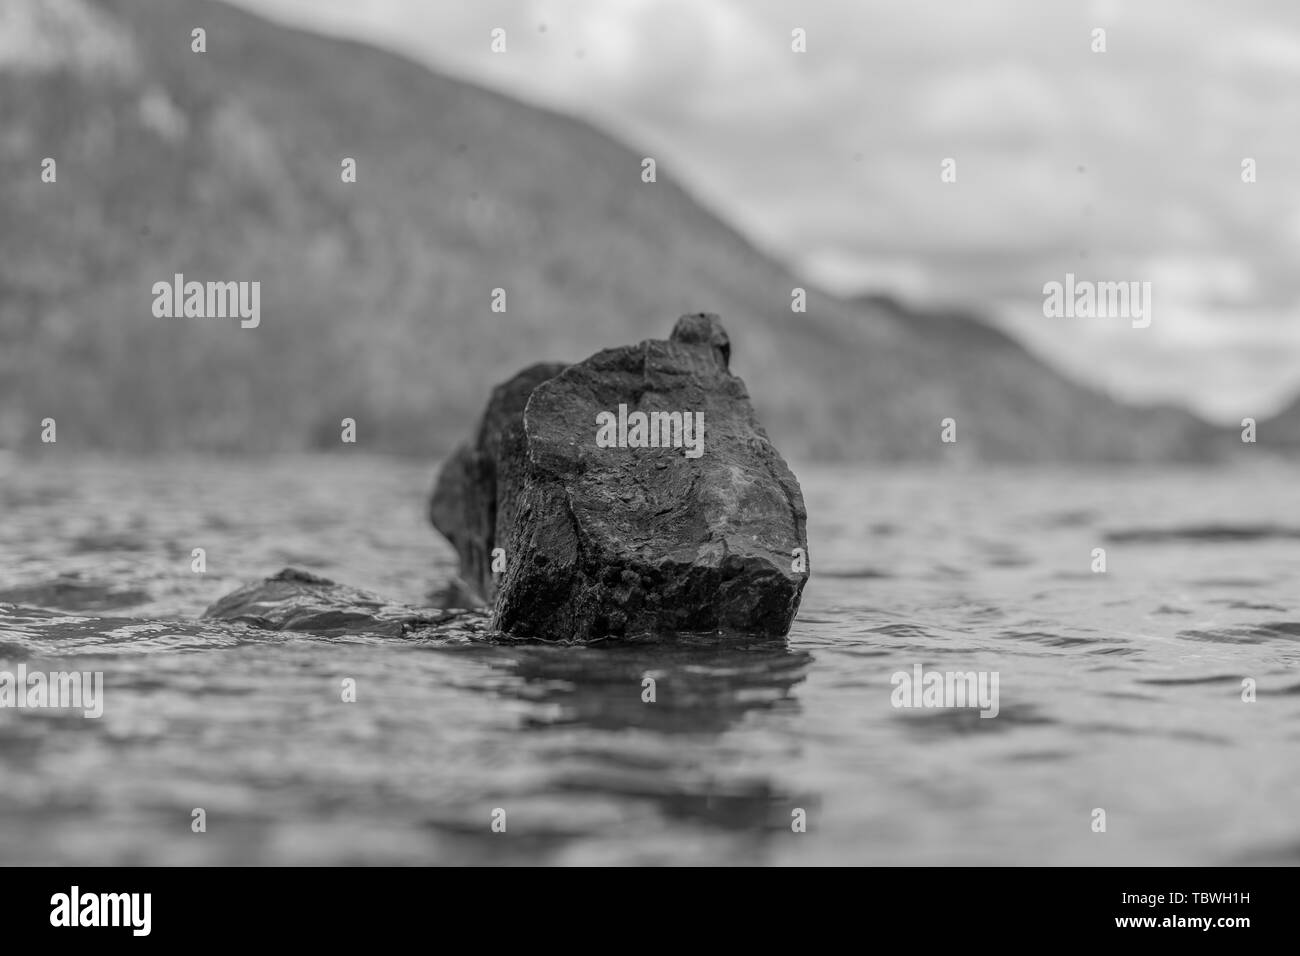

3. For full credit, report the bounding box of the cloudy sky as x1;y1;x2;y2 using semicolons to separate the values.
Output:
223;0;1300;421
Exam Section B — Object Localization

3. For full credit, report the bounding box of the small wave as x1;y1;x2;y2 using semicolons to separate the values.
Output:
1177;627;1266;645
0;576;150;612
1074;721;1233;746
1002;749;1075;762
1099;690;1158;701
997;629;1097;648
1179;621;1300;643
1104;524;1300;543
1136;674;1241;686
1212;599;1288;611
69;532;150;553
897;703;1056;736
1037;509;1098;529
865;622;937;640
816;567;892;579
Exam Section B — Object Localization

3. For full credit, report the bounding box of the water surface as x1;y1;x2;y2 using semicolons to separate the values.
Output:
1;455;1297;865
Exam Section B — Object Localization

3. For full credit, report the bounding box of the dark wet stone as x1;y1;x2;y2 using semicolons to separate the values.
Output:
202;568;477;638
430;362;568;606
431;314;809;642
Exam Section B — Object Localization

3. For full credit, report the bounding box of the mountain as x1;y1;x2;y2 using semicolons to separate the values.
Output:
0;0;1218;461
1260;396;1300;450
851;294;1224;461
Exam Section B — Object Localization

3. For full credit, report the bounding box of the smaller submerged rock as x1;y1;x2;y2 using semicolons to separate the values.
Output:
202;568;479;638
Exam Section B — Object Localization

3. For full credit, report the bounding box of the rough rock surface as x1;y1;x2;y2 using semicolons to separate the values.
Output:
202;568;479;638
431;314;809;641
429;362;568;605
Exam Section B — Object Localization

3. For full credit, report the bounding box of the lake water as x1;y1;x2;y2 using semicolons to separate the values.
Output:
0;454;1297;865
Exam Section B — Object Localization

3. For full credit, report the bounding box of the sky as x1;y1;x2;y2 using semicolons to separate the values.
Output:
222;0;1300;422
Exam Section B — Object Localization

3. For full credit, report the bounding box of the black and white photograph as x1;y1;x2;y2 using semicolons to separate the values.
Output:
0;0;1293;921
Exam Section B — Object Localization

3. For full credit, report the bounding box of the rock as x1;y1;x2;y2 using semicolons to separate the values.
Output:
430;314;809;641
429;362;568;605
202;568;480;638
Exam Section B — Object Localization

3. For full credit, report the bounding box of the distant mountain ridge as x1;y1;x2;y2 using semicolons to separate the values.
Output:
0;0;1223;461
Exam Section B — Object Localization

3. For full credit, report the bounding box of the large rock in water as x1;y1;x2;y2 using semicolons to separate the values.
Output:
430;314;809;641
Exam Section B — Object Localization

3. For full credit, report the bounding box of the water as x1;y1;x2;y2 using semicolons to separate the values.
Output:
1;454;1297;865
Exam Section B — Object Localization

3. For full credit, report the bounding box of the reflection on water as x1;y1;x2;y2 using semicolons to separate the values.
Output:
0;455;1298;864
